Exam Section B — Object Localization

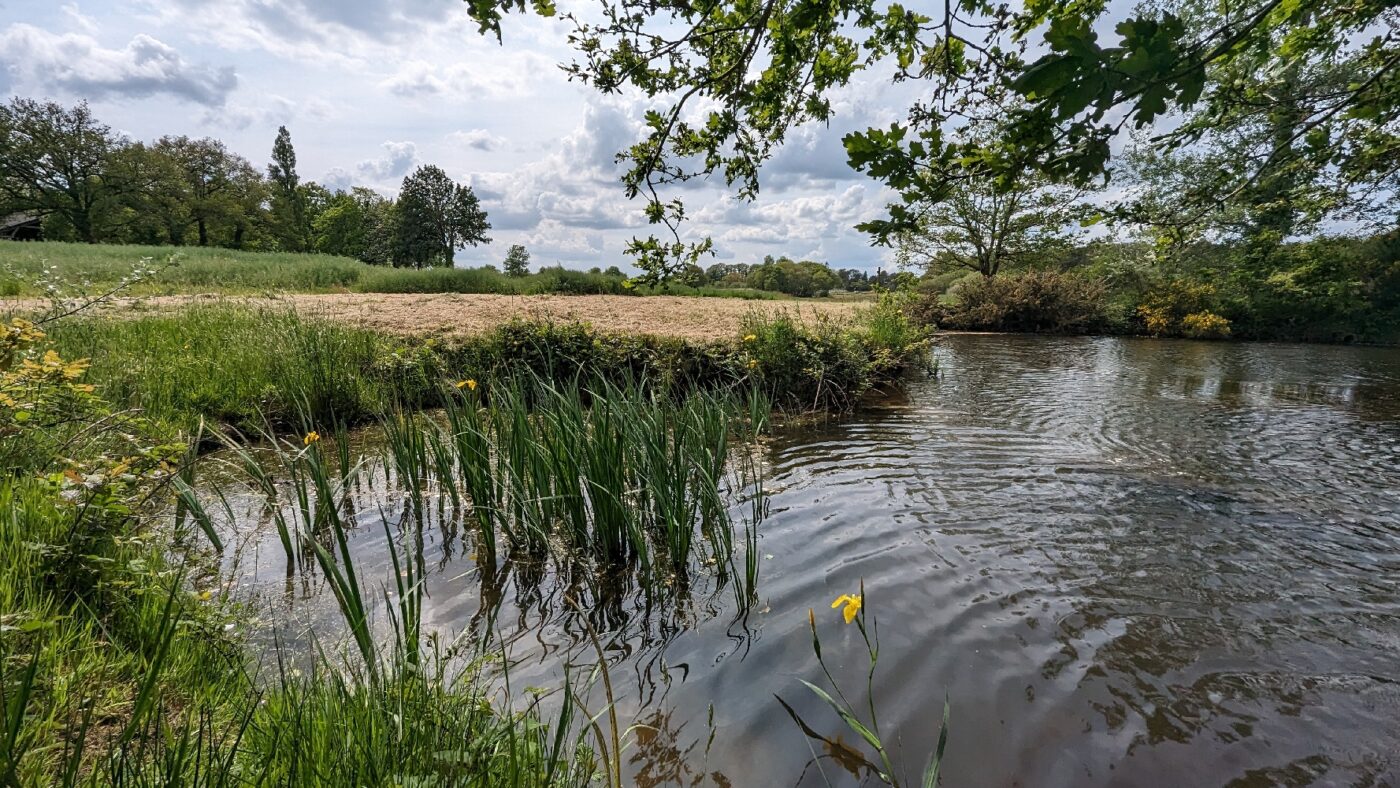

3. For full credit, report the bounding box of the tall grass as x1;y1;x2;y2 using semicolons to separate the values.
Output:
1;434;605;786
42;305;396;433
0;241;631;297
38;302;928;439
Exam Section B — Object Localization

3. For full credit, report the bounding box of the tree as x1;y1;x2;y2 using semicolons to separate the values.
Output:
503;244;531;276
393;165;490;268
360;194;398;265
158;136;260;247
745;257;841;296
267;126;310;252
314;187;396;261
0;98;127;243
896;170;1080;279
111;141;192;245
467;0;1398;257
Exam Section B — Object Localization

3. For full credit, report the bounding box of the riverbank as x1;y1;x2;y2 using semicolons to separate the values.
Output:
1;296;928;784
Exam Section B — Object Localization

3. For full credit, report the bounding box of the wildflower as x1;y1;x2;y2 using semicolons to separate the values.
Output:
303;431;321;445
747;359;759;369
743;334;757;342
831;593;862;624
455;379;478;391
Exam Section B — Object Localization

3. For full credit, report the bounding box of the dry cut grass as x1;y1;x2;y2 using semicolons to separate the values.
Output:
7;293;865;342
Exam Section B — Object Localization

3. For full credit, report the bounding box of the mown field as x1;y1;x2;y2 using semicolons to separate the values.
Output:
7;292;861;341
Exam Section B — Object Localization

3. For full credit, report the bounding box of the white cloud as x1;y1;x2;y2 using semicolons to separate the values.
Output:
322;140;422;190
379;57;549;100
446;129;507;152
61;4;99;35
0;23;237;107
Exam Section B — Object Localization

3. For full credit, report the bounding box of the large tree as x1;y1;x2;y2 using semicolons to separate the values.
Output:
157;136;260;247
112;140;192;245
393;165;490;268
896;176;1078;279
462;0;1398;264
267;126;310;252
0;98;127;243
314;187;397;262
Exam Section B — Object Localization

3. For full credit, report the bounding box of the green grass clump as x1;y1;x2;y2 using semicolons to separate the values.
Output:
39;302;928;437
43;305;396;433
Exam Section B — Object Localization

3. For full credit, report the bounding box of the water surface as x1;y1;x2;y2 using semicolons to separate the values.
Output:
223;334;1400;786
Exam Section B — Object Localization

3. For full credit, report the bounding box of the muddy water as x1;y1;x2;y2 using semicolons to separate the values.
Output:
220;334;1400;786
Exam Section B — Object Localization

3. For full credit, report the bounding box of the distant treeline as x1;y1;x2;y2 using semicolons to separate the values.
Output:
0;97;488;268
679;257;908;296
0;97;901;294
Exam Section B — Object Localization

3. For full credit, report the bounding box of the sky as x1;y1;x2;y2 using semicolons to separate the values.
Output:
0;0;924;271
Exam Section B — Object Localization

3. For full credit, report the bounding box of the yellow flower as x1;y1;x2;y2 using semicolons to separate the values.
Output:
831;593;862;624
456;379;478;391
743;334;757;342
747;359;759;369
303;431;321;445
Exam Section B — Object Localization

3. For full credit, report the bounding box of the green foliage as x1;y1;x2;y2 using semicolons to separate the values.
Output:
740;297;928;410
464;0;1397;265
267;125;311;252
42;302;929;441
915;270;1110;334
0;241;620;296
503;243;531;276
394;165;491;268
0;98;125;243
745;256;841;297
0;269;933;784
0;342;597;785
313;187;396;261
894;120;1083;279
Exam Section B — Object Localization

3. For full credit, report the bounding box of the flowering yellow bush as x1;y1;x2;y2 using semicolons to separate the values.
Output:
1137;305;1172;336
1137;280;1227;338
1181;311;1232;339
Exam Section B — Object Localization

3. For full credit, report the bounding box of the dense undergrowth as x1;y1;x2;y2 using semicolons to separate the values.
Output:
0;296;928;785
912;234;1400;344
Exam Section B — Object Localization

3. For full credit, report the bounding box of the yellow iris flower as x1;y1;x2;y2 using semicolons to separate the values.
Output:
831;593;862;624
743;334;757;342
303;431;321;445
456;379;478;391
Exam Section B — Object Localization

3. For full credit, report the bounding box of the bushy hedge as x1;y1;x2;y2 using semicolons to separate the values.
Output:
914;270;1110;334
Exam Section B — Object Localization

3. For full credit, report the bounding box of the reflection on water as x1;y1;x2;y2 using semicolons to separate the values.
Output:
219;334;1400;786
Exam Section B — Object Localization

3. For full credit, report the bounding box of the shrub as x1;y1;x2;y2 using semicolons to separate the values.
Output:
354;265;509;294
1180;310;1232;339
917;270;1109;333
521;265;629;295
1135;279;1227;338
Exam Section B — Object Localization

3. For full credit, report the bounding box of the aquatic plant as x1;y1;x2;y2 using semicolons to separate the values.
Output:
782;581;950;788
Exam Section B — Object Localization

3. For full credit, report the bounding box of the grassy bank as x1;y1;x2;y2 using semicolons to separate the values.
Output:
42;298;925;435
1;299;928;784
0;241;783;300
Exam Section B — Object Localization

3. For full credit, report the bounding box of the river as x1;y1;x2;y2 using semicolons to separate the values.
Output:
220;334;1400;786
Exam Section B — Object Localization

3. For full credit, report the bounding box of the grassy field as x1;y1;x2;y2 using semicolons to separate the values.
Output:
0;240;785;300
